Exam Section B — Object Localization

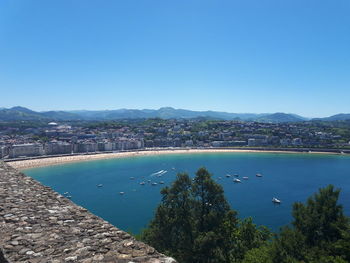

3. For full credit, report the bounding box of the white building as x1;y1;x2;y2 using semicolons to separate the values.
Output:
44;142;72;155
75;142;98;153
248;138;267;146
292;138;303;146
0;146;9;158
97;142;114;152
9;144;44;158
280;138;291;146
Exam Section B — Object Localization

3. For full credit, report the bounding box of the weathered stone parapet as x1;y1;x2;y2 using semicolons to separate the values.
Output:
0;248;9;263
0;162;176;263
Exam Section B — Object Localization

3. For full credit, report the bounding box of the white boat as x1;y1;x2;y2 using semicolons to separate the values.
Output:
233;178;241;183
130;177;135;180
225;174;231;178
242;176;249;180
233;174;239;177
151;182;158;186
256;173;263;177
119;192;125;195
97;184;103;187
151;170;166;176
139;182;145;185
272;197;281;204
63;192;69;195
159;181;164;184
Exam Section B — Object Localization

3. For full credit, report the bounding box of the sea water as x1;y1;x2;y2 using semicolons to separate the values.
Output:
24;152;350;234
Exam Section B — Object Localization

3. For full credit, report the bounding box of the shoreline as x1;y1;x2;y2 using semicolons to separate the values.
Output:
5;148;348;170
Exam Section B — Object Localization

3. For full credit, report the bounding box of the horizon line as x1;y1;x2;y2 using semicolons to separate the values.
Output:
2;105;349;119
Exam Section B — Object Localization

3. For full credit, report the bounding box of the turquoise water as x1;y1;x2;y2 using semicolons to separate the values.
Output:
24;152;350;234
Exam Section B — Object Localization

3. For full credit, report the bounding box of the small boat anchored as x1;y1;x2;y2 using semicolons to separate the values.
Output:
256;173;263;177
233;178;241;183
272;197;281;204
119;192;125;195
225;174;231;178
139;182;145;185
97;184;103;187
242;176;249;180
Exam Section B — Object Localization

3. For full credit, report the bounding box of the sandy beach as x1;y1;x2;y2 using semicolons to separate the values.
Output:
6;148;344;170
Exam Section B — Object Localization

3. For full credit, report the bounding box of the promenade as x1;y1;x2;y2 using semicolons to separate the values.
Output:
5;147;350;170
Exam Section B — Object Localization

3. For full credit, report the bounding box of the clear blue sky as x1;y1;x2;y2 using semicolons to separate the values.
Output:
0;0;349;117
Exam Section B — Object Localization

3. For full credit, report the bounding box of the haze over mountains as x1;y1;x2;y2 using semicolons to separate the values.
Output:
0;106;349;123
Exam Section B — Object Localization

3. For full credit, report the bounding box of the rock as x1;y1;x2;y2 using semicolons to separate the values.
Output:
27;233;42;239
45;248;55;255
146;247;155;254
132;250;147;257
164;258;177;263
65;256;77;262
124;241;134;247
118;254;132;259
92;254;104;261
18;248;30;255
4;214;14;217
63;248;72;254
75;246;90;257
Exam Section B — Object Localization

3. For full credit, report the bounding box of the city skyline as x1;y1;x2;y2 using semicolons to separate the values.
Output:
1;0;350;117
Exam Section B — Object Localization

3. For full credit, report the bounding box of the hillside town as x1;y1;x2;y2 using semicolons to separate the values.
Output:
1;119;350;159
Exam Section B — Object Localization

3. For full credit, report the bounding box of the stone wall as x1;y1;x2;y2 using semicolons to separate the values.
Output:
0;162;176;263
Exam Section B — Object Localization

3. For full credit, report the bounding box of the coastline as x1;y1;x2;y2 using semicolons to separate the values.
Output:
6;148;347;170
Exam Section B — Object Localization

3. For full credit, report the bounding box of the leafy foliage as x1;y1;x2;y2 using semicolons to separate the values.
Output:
142;169;350;263
248;185;350;263
142;168;270;263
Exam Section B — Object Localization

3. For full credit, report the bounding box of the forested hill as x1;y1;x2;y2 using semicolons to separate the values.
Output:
2;106;346;122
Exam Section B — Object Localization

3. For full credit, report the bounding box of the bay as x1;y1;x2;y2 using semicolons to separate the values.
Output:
24;152;350;234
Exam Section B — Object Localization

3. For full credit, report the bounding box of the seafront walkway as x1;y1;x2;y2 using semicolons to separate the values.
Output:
3;147;350;170
4;147;350;162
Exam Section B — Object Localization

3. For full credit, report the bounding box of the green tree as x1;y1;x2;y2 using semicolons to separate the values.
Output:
241;245;273;263
191;168;238;262
144;175;350;263
248;185;350;263
143;168;242;262
143;167;272;263
292;185;348;248
142;173;194;261
232;217;271;261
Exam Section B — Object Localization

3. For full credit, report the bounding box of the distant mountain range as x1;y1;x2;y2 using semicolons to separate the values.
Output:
313;114;350;122
0;106;349;123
